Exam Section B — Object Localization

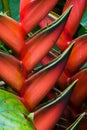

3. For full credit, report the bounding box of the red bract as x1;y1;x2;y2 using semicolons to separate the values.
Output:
22;7;71;72
22;42;74;110
34;81;77;130
57;0;87;51
20;0;59;33
69;68;87;111
39;0;87;51
58;34;87;89
0;52;24;91
0;14;25;55
65;34;87;75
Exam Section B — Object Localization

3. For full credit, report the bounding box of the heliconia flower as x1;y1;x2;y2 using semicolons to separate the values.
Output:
0;0;87;129
0;13;26;55
66;112;86;130
68;68;87;111
22;42;74;110
22;7;72;72
20;0;59;33
34;80;77;130
0;51;24;92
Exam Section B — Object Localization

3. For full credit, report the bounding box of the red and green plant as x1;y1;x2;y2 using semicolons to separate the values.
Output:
0;0;87;129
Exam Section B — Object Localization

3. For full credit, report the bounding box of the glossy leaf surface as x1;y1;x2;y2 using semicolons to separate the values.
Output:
0;89;35;130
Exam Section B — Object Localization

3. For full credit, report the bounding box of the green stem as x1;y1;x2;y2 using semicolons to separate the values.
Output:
1;0;11;16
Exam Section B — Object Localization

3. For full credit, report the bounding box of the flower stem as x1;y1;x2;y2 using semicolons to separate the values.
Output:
1;0;11;16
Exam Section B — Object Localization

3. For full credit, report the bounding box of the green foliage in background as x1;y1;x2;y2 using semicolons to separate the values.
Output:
0;0;20;20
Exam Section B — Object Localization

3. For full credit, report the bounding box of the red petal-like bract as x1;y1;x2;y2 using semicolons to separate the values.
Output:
22;7;71;72
57;0;87;51
0;52;24;91
58;34;87;89
0;14;25;55
66;34;87;75
22;42;74;110
39;0;87;51
20;0;59;33
34;81;77;130
69;68;87;111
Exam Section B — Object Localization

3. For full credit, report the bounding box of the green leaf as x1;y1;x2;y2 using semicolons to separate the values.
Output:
77;25;87;36
0;89;36;130
1;0;11;16
80;8;87;30
0;0;20;20
9;0;20;20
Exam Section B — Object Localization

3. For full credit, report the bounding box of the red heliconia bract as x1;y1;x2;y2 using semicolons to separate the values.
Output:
22;42;74;110
39;0;87;51
20;0;59;33
57;0;87;51
69;68;87;111
22;7;71;72
0;51;24;91
0;14;26;55
34;80;77;130
58;34;87;89
65;34;87;75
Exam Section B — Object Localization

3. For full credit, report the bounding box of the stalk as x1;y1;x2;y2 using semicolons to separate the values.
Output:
1;0;11;16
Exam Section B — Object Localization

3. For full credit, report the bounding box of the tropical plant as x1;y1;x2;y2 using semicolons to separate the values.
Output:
0;0;87;130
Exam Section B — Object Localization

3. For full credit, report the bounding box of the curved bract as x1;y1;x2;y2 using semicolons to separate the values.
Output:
22;7;71;72
58;34;87;89
0;14;25;55
0;51;24;91
20;0;59;33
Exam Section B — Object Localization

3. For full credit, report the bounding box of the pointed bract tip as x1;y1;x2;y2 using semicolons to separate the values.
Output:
35;80;78;114
66;112;86;130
